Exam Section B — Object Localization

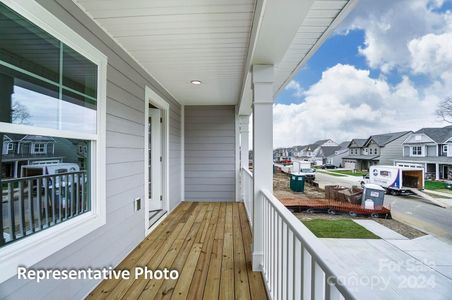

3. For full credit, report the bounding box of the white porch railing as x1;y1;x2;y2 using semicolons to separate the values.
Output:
260;190;357;299
241;167;254;228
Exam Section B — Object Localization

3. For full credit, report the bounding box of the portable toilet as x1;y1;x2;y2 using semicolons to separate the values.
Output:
361;184;385;209
290;174;305;192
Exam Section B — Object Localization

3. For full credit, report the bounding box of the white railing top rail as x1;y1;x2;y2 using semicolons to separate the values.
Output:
261;189;359;299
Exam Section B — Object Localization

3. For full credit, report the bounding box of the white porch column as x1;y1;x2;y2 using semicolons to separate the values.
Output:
436;163;440;180
252;64;273;271
239;115;250;170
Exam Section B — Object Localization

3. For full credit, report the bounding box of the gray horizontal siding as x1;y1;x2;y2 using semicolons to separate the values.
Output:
0;0;182;299
380;133;411;165
184;105;236;202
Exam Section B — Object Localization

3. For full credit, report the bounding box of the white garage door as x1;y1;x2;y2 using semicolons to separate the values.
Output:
344;160;356;170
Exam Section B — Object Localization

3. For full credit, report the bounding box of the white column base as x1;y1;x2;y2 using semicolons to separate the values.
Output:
252;251;264;272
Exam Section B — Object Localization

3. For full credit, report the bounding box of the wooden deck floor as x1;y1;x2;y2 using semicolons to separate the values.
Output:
87;202;268;300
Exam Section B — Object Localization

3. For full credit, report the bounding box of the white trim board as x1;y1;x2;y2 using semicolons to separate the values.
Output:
181;104;185;202
0;0;107;283
144;86;170;236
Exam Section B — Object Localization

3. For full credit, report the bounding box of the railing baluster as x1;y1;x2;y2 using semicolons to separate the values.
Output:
294;236;301;300
8;183;15;241
312;259;325;300
71;173;75;217
18;181;25;237
81;172;86;212
64;174;69;220
28;179;34;233
52;176;56;225
281;222;285;300
272;210;278;299
44;177;49;227
304;248;311;299
58;175;63;222
287;229;292;300
37;178;42;230
76;173;80;215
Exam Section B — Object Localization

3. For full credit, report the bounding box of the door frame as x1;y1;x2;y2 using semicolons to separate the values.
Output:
144;86;170;235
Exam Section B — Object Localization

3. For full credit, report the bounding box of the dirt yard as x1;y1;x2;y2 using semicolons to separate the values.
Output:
273;170;325;200
273;170;426;239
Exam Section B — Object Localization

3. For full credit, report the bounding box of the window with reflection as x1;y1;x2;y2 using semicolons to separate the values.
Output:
0;2;99;247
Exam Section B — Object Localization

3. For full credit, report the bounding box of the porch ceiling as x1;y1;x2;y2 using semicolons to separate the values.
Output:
74;0;255;105
74;0;356;108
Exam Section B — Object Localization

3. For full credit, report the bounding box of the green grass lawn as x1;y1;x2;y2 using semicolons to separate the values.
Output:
425;180;447;190
331;170;367;177
317;170;346;177
302;219;380;239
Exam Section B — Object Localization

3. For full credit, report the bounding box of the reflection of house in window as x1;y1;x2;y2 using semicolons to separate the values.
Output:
1;134;61;179
32;143;46;154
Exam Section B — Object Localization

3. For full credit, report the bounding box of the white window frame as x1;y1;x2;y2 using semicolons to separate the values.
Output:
0;0;107;283
6;142;13;151
411;146;423;156
31;142;46;154
443;145;448;154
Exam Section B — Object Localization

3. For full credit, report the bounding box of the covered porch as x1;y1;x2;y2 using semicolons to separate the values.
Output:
0;0;362;299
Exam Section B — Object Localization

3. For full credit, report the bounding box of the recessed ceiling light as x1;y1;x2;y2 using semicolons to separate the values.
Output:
191;80;202;85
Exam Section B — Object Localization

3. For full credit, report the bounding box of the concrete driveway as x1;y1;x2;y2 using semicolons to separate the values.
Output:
315;172;452;244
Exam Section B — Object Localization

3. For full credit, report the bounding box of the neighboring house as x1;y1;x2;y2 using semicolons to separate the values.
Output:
273;147;293;161
343;131;412;170
1;134;63;179
295;139;338;163
394;125;452;180
291;145;306;157
316;146;341;165
324;141;350;167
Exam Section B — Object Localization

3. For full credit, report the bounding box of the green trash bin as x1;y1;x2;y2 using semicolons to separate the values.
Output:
290;174;305;192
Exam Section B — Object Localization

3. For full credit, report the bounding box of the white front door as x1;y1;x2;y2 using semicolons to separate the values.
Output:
149;108;162;211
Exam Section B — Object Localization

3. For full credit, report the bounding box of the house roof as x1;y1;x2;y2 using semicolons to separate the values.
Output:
366;131;411;147
305;139;331;151
317;146;341;157
348;139;367;148
413;125;452;144
338;141;350;149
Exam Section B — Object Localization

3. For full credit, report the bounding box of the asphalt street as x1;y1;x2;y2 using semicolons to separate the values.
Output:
315;171;452;244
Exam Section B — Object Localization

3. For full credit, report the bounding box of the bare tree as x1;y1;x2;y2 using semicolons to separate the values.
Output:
436;97;452;124
11;101;31;125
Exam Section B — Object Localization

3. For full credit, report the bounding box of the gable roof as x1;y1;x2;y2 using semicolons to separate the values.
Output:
413;125;452;144
366;131;411;147
338;141;350;149
305;139;332;151
348;139;367;148
317;146;341;157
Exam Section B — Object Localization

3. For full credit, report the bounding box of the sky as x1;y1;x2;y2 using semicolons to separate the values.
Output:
272;0;452;148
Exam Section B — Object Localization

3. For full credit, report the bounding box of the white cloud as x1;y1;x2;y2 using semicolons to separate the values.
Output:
273;64;443;147
339;0;449;73
284;80;304;97
409;32;452;78
271;0;452;147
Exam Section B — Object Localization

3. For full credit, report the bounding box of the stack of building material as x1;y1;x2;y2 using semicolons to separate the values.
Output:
325;185;348;200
